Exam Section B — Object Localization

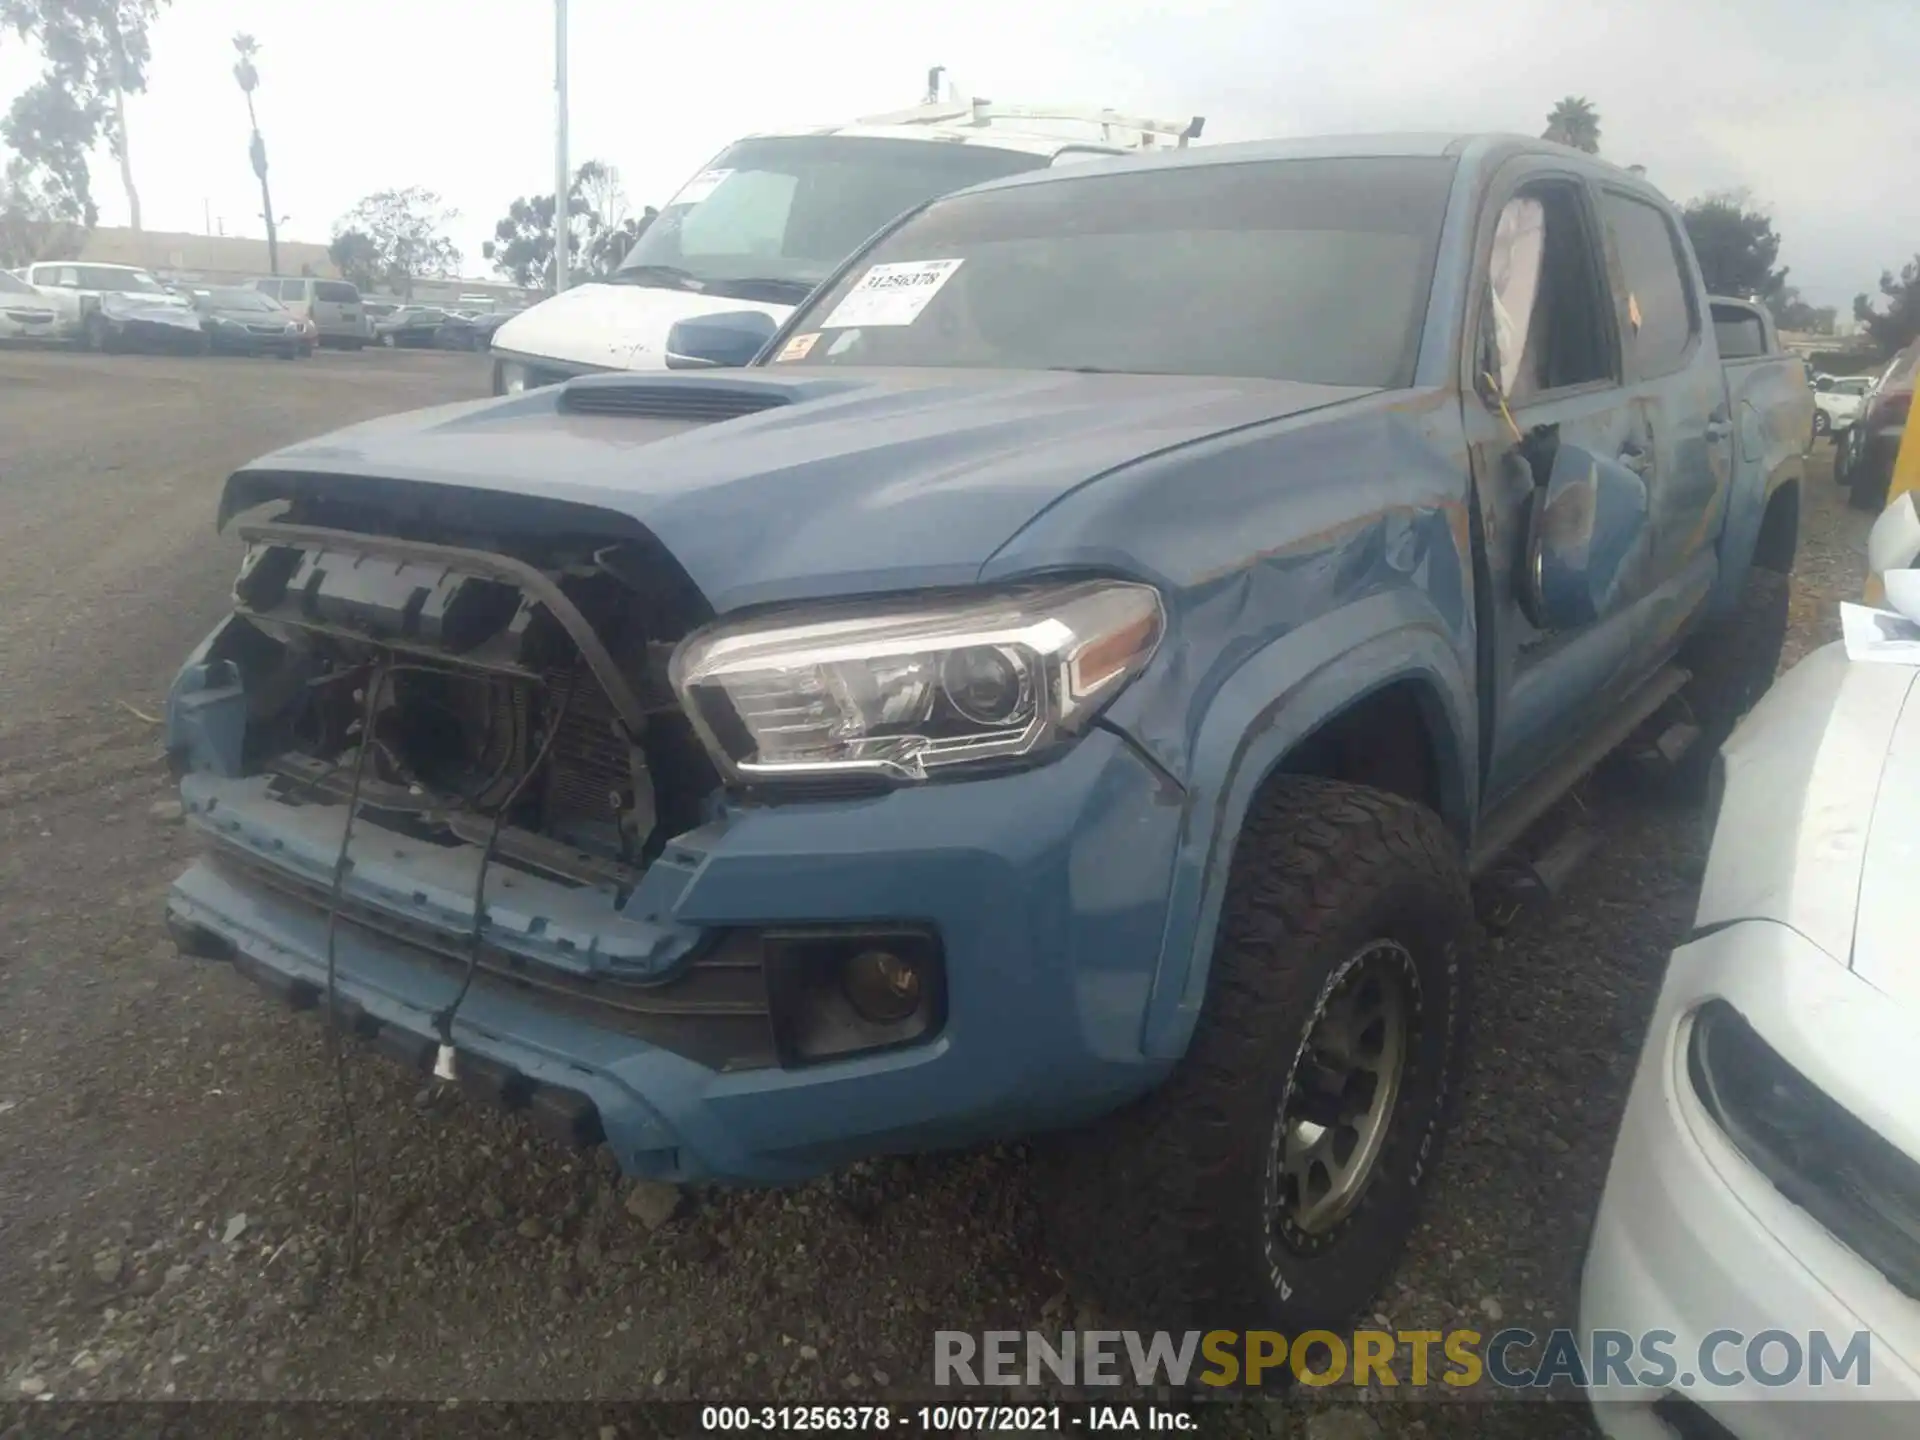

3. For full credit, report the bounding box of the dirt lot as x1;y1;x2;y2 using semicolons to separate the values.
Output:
0;348;1869;1435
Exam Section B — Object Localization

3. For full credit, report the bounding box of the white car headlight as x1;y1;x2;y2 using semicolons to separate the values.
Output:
671;581;1164;781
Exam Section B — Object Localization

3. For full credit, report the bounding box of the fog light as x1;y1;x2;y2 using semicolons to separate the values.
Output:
842;949;923;1023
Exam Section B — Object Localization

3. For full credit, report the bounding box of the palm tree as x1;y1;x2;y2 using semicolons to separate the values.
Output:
1543;96;1600;154
109;24;141;234
232;34;279;274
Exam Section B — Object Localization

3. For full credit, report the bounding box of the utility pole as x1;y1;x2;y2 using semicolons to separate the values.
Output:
553;0;570;295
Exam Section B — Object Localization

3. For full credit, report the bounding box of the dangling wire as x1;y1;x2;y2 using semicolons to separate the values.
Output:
323;654;391;1280
430;674;576;1068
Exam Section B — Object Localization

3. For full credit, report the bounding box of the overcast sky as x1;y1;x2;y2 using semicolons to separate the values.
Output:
3;0;1914;310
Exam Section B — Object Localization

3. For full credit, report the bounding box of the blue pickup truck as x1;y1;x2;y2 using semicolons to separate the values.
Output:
164;134;1809;1331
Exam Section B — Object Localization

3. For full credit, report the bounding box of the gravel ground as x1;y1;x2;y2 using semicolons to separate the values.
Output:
0;351;1867;1438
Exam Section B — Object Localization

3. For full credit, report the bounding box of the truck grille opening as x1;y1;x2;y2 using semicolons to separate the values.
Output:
217;511;721;883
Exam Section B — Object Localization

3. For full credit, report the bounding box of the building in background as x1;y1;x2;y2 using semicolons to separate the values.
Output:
79;227;336;287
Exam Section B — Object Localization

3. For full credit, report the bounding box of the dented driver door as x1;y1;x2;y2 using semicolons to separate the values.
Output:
1460;162;1662;814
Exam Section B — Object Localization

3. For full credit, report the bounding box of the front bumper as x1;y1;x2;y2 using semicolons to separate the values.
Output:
1580;920;1920;1437
167;726;1182;1183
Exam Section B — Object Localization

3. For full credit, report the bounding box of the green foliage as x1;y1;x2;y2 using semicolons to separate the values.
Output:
1543;96;1600;154
0;170;83;266
331;189;462;298
1680;191;1788;302
0;0;169;227
483;161;643;289
1855;256;1920;359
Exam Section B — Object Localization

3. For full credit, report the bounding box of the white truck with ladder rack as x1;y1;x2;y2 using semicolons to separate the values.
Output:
488;81;1203;393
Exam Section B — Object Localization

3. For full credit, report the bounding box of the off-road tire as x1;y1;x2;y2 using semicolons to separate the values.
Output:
1670;562;1790;796
1036;776;1475;1336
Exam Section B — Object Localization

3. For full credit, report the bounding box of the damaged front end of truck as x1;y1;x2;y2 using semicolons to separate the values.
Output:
162;471;856;1163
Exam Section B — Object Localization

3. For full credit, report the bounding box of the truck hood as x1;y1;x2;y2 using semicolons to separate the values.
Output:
222;368;1372;612
488;281;793;373
1695;641;1920;1009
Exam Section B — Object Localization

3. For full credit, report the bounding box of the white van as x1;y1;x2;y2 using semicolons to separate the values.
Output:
253;276;366;348
488;98;1203;393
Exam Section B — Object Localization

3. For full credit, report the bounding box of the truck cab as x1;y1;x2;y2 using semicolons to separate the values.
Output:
487;98;1203;394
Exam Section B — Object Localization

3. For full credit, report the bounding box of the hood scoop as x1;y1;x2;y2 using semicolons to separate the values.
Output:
559;379;793;423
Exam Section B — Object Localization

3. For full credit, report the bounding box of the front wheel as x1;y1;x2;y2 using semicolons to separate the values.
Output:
85;313;113;353
1037;776;1474;1335
381;332;396;348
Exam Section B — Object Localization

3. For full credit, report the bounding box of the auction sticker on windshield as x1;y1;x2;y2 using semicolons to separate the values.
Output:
775;332;821;362
820;259;964;329
670;168;733;207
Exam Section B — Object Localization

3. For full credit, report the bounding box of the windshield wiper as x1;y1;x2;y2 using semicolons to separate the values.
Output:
604;264;704;292
703;276;818;302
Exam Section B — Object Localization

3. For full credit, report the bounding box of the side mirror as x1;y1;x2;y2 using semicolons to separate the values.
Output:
1869;491;1920;576
664;310;778;370
1815;375;1833;392
1519;440;1654;631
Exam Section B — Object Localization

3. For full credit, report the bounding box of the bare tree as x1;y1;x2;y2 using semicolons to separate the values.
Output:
231;33;279;274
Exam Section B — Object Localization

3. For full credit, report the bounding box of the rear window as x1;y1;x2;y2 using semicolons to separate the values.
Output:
1709;303;1768;360
774;156;1456;387
314;281;359;303
1600;192;1698;378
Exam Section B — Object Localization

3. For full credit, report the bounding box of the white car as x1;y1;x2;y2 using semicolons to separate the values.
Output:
1814;374;1874;437
0;266;80;341
488;96;1204;393
21;260;193;350
1580;498;1920;1437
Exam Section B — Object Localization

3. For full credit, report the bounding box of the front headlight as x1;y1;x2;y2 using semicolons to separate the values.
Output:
671;580;1164;781
1689;1000;1920;1300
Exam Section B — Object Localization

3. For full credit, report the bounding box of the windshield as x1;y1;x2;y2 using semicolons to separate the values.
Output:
204;289;279;311
86;267;167;293
613;135;1050;303
771;157;1455;387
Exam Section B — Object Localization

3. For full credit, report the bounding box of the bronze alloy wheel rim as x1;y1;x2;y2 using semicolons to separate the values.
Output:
1264;940;1415;1251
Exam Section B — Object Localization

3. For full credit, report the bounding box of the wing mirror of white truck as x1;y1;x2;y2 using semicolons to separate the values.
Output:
665;310;779;370
1869;492;1920;621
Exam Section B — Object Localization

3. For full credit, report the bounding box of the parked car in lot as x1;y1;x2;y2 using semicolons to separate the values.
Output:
253;276;366;349
433;310;517;351
162;133;1808;1334
22;261;197;351
192;287;314;359
1842;342;1918;511
1581;492;1920;1435
87;290;209;354
0;267;78;341
372;306;452;347
1812;372;1874;437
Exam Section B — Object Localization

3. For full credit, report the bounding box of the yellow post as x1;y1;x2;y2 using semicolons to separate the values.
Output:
1865;384;1920;606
